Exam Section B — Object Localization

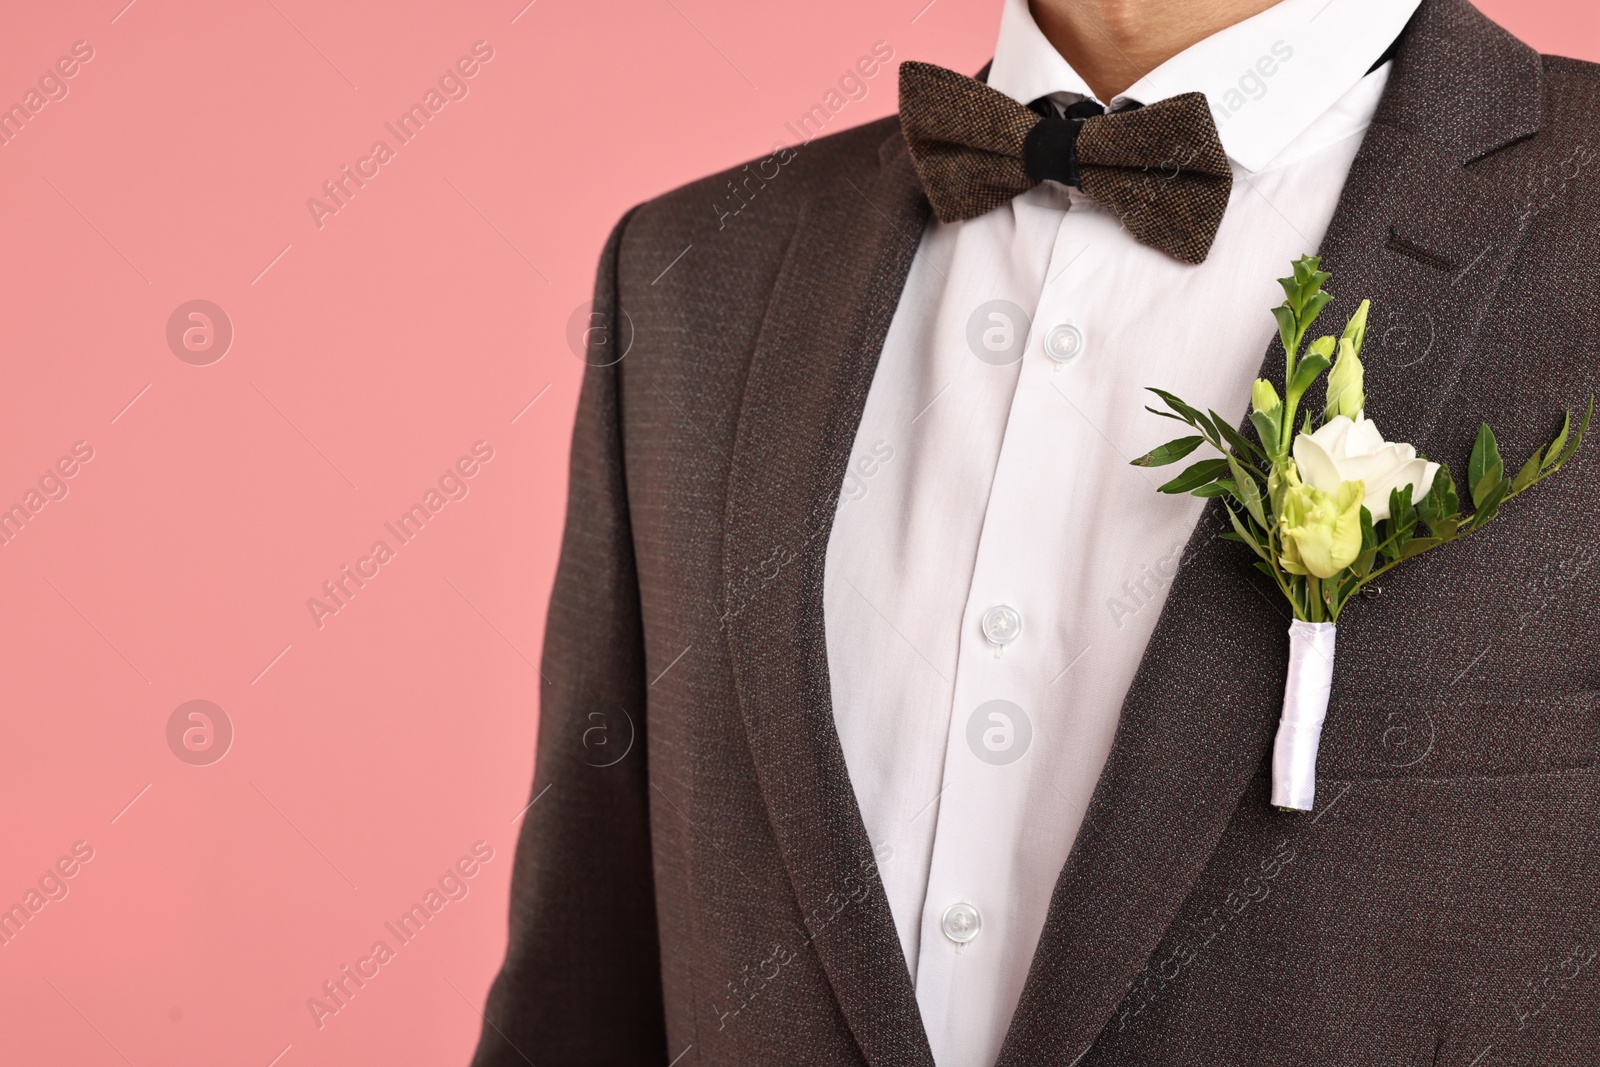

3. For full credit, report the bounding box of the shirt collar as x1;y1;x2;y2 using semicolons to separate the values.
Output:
986;0;1422;173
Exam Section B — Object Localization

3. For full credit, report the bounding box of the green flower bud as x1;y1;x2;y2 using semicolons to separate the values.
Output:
1323;336;1366;422
1278;479;1365;579
1252;378;1282;415
1341;298;1370;356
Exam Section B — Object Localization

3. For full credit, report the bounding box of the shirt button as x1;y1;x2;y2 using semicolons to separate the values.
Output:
942;901;982;944
1045;322;1084;363
980;604;1022;647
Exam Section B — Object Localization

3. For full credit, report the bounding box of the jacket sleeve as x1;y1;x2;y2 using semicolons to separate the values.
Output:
471;208;666;1065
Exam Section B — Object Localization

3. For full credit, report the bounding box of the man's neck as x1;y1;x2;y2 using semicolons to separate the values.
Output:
1030;0;1284;101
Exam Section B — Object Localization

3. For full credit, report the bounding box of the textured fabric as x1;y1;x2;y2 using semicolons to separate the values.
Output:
897;61;1038;221
825;34;1393;1067
471;2;1600;1065
899;61;1230;263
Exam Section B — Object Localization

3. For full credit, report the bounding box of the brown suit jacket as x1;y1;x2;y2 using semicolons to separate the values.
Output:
471;2;1600;1063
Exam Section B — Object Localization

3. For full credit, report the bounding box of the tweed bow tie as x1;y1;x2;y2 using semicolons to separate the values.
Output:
897;61;1234;264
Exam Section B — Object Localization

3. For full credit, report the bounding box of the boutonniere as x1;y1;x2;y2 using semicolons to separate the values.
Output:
1133;256;1592;811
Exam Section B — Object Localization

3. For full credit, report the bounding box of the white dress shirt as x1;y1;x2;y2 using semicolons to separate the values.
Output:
821;0;1423;1063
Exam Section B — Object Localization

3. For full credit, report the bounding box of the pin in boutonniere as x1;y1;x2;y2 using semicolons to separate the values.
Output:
1133;256;1592;811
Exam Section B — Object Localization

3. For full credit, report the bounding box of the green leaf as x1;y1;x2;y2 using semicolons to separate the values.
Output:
1272;305;1299;362
1472;468;1502;509
1158;458;1231;494
1227;454;1268;528
1224;503;1269;559
1348;513;1378;580
1428;515;1460;540
1249;408;1282;457
1384;486;1417;554
1416;472;1460;539
1131;435;1205;467
1415;479;1441;527
1542;410;1572;471
1191;479;1235;498
1290;255;1330;292
1302;291;1333;331
1287;353;1332;402
1554;396;1594;468
1276;274;1301;311
1211;411;1265;462
1144;405;1196;425
1468;423;1503;507
1432;463;1461;519
1147;389;1218;439
1252;560;1280;583
1511;447;1544;493
1468;476;1510;530
1399;536;1443;560
1375;496;1412;564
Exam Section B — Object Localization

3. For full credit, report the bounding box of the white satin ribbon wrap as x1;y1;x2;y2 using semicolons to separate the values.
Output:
1271;620;1337;812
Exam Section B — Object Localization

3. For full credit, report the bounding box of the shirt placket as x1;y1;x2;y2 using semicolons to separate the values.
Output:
914;194;1113;1063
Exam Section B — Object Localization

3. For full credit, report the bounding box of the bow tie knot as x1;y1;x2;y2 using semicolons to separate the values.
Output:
897;61;1234;264
1022;98;1119;188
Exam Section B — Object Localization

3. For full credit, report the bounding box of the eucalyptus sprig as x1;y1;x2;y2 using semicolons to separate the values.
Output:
1133;255;1592;623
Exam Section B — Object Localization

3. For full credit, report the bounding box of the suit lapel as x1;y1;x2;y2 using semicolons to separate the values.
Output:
995;1;1543;1062
721;130;937;1066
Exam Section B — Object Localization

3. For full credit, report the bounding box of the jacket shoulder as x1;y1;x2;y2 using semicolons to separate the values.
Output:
597;115;912;392
614;116;905;275
1540;53;1600;130
1543;53;1600;83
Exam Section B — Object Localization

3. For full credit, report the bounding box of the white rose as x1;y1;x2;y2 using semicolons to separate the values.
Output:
1292;414;1439;522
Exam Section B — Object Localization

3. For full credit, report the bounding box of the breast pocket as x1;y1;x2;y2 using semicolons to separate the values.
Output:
1313;691;1599;781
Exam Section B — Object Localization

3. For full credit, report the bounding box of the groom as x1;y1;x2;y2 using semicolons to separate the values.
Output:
473;0;1600;1063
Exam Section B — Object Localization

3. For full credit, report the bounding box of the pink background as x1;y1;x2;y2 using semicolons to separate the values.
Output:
0;1;1592;1064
